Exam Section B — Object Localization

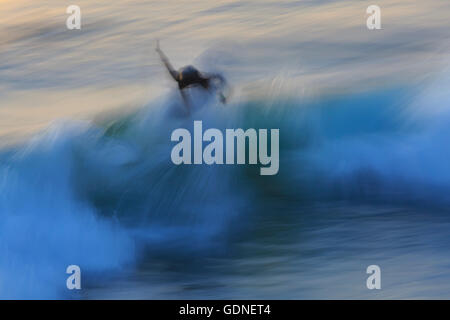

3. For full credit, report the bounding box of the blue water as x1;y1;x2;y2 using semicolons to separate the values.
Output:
2;80;450;298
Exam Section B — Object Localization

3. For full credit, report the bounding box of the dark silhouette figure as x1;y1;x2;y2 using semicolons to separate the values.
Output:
156;41;228;112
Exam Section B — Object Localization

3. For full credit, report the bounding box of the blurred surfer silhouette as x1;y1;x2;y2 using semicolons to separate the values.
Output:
156;40;228;112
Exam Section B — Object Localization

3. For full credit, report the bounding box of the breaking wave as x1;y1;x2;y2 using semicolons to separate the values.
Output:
1;69;450;298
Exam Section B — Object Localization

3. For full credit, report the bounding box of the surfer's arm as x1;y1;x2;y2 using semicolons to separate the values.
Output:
207;73;229;104
209;74;226;84
156;41;178;81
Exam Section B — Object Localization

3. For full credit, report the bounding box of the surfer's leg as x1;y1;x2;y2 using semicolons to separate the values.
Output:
218;92;227;104
179;89;190;114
